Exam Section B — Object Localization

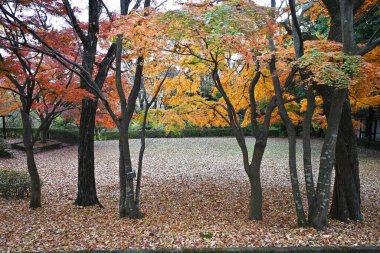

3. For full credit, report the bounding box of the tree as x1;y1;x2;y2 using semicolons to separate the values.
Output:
284;0;379;229
0;41;92;210
33;57;85;143
304;0;380;222
156;0;289;220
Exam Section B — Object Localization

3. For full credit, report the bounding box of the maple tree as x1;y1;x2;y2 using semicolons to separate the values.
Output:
278;0;379;229
285;0;380;223
32;57;90;143
154;0;291;221
0;26;89;208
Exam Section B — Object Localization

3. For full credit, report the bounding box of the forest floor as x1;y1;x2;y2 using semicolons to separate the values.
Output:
0;137;379;252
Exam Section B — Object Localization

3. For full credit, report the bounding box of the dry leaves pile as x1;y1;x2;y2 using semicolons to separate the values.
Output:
0;137;379;252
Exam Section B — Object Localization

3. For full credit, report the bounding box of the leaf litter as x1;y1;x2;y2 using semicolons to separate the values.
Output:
0;137;379;252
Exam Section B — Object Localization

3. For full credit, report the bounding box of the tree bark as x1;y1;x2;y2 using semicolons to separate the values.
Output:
40;121;51;144
321;93;362;221
115;34;143;219
75;98;101;206
311;89;347;229
248;141;266;220
269;55;307;227
302;89;316;221
21;109;41;208
135;107;149;208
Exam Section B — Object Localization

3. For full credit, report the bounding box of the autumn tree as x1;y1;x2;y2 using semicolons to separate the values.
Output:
279;0;379;229
284;0;380;223
0;30;88;208
155;0;290;220
33;57;85;143
321;0;380;222
0;0;150;207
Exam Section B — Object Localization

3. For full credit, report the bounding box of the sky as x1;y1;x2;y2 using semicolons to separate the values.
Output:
73;0;274;18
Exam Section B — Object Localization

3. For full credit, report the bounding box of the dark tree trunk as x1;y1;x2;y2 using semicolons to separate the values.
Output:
21;110;41;208
75;98;101;206
325;94;362;221
119;127;142;218
118;133;127;217
248;141;266;220
135;107;149;208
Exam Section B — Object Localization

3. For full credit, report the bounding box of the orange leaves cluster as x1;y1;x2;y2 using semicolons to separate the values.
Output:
0;90;19;116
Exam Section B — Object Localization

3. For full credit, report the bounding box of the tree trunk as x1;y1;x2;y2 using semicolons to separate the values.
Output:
302;89;316;221
286;123;307;226
248;141;266;220
40;121;51;144
119;124;143;219
135;108;149;208
119;131;127;218
311;89;347;229
329;97;362;221
322;0;362;221
21;110;41;208
269;55;307;227
75;98;101;206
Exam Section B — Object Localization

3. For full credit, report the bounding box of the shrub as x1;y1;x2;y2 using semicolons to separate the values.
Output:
0;169;31;199
0;139;12;158
49;129;80;144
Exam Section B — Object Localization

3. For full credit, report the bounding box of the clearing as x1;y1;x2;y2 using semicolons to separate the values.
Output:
0;137;379;252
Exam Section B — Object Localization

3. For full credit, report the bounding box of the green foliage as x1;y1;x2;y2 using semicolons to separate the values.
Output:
297;49;362;89
51;116;77;130
0;169;31;199
354;7;380;43
303;15;330;40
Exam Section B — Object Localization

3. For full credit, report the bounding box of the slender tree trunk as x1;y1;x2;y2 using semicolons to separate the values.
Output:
135;108;149;208
75;98;101;206
302;89;316;221
269;56;307;227
311;89;347;229
21;110;41;208
119;127;127;218
286;123;307;226
115;34;143;219
119;124;142;218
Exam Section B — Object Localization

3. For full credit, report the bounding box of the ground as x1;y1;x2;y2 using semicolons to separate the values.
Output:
0;137;379;252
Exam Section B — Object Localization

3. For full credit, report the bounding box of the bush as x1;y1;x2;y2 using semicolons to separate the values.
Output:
0;139;12;158
0;169;31;199
49;129;80;144
6;128;24;138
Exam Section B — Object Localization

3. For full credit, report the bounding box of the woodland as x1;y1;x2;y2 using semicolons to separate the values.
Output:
0;0;379;252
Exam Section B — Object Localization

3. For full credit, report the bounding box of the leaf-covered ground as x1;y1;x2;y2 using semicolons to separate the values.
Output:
0;137;379;252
